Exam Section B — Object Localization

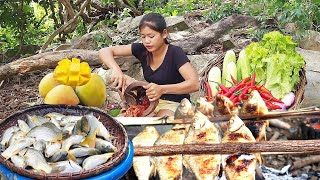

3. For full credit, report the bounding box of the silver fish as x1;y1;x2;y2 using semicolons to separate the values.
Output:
45;112;66;121
132;126;159;180
23;148;52;173
183;111;221;180
26;115;49;128
27;125;62;142
72;116;89;136
45;142;62;158
69;147;100;158
1;126;19;147
2;137;35;159
62;123;76;135
82;153;114;170
42;122;62;133
62;135;84;151
48;150;68;162
11;155;27;168
80;115;100;148
95;138;117;153
60;116;83;126
87;114;112;141
153;124;190;180
50;160;82;173
8;131;25;146
33;140;46;153
17;120;30;134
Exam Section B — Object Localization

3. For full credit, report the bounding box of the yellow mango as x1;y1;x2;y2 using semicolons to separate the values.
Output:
53;58;91;86
76;73;107;107
44;85;80;105
38;73;60;98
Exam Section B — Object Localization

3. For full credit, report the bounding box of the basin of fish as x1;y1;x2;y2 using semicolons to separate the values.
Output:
0;112;118;174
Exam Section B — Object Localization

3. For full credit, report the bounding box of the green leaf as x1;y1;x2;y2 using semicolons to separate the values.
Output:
108;109;121;117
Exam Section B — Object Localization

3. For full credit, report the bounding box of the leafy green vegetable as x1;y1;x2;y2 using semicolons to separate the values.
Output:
108;109;121;117
245;31;305;99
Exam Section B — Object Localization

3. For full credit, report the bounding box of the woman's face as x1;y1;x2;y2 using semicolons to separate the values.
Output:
139;26;167;52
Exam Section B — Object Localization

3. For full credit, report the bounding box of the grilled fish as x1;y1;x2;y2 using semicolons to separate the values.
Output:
153;124;190;180
225;154;257;180
242;90;269;142
222;115;259;179
183;111;221;180
174;98;194;119
214;94;239;115
132;126;160;180
195;97;214;118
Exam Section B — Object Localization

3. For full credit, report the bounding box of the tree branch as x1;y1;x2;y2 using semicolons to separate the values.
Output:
59;0;77;33
40;0;92;53
49;0;59;29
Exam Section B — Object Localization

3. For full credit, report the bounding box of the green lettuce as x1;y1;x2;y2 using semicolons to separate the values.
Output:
245;31;305;99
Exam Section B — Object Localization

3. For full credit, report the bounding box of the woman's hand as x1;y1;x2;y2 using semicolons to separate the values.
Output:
143;83;163;101
111;67;126;91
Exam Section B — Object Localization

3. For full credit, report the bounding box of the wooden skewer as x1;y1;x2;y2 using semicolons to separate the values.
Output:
116;107;320;126
134;139;320;156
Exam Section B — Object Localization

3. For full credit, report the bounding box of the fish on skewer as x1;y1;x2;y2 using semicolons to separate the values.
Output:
242;90;269;142
195;97;214;118
132;126;160;180
153;124;190;180
221;114;260;180
214;94;239;116
174;98;195;120
183;110;221;180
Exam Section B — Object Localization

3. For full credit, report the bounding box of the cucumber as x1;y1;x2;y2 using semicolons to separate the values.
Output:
207;66;221;97
237;49;252;79
222;50;236;85
225;61;237;87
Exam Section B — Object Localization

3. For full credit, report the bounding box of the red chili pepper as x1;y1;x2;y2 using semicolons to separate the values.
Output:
219;84;229;93
238;85;254;99
260;86;272;95
250;72;256;86
265;101;282;110
260;91;283;103
224;77;250;97
230;75;238;85
229;93;236;100
204;81;212;98
230;96;239;103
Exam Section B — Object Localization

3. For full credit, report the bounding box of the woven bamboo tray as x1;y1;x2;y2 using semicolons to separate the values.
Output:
199;52;307;110
0;104;129;180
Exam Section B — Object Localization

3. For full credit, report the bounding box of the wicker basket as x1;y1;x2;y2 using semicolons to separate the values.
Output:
199;52;307;110
0;104;129;180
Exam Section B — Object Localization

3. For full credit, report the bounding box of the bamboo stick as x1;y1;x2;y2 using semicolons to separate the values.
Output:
134;139;320;156
116;107;320;126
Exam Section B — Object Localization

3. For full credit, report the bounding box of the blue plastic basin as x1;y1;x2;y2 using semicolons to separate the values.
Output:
0;141;134;180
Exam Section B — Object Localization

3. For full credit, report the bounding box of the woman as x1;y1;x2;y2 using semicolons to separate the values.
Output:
99;13;200;117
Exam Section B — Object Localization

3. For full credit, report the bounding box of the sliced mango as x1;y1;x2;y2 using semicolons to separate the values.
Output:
53;58;91;86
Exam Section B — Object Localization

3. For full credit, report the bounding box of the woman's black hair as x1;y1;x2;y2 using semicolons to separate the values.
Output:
139;13;169;65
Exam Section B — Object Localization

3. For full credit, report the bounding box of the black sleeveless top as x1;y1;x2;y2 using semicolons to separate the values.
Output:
131;43;190;103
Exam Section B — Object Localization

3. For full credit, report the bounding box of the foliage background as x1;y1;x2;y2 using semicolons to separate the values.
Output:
0;0;319;59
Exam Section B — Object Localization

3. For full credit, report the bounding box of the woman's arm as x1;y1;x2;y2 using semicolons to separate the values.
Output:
144;62;200;101
98;45;132;90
